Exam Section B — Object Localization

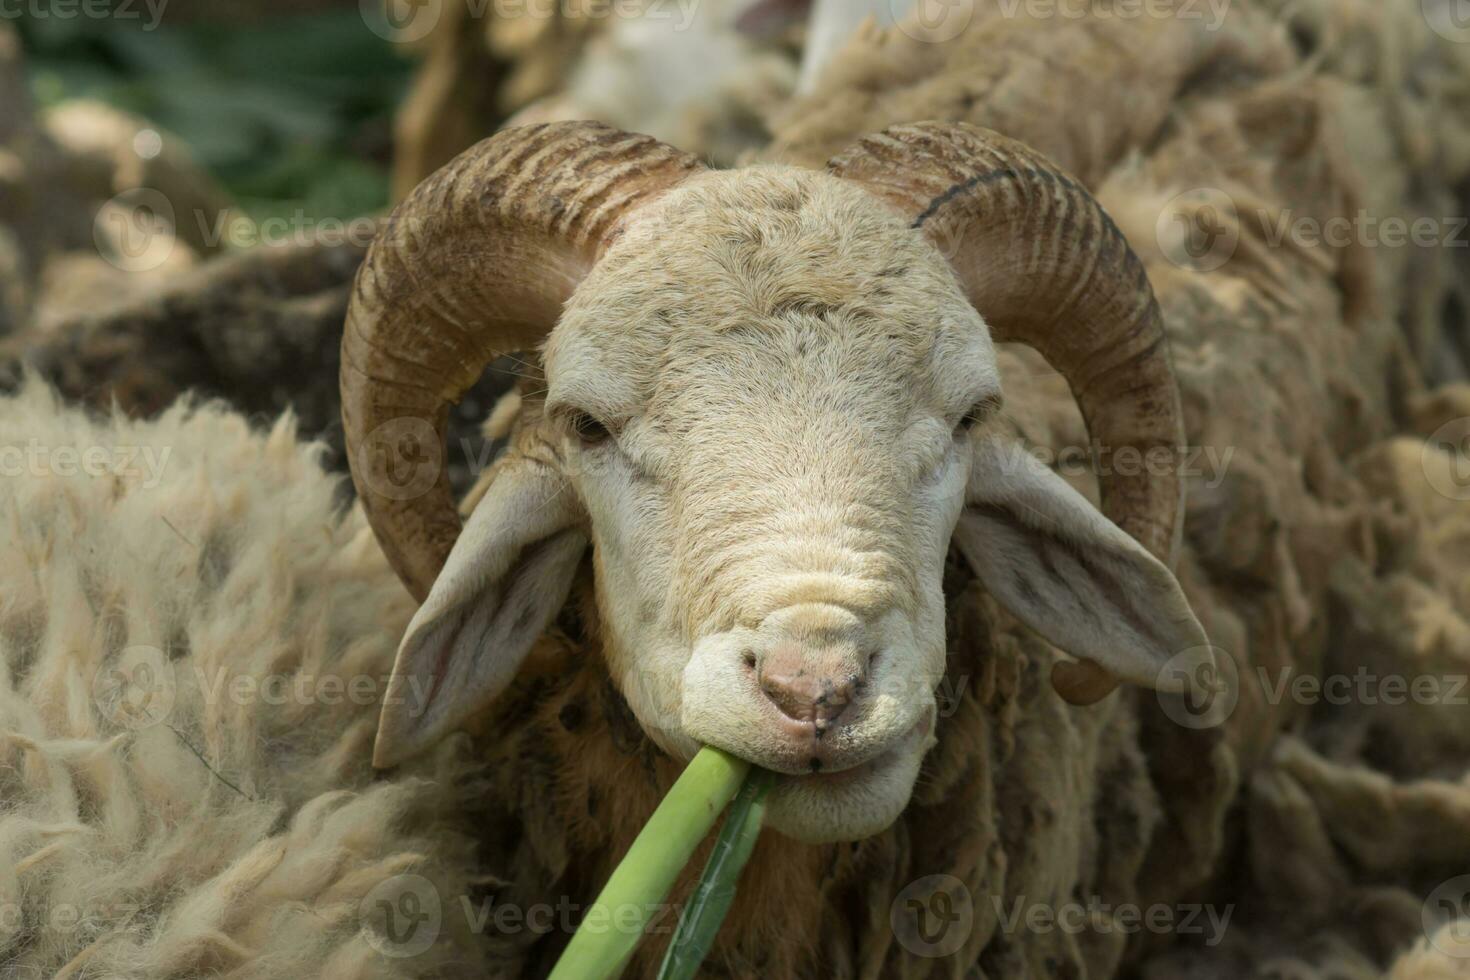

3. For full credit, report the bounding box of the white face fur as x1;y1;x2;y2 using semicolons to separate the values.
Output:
376;166;1208;843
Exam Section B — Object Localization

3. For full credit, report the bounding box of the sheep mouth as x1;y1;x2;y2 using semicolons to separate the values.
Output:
778;708;934;786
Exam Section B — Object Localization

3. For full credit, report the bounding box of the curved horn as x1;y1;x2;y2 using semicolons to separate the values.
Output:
342;122;704;601
829;122;1185;705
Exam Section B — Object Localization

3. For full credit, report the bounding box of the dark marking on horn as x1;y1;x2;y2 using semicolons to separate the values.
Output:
911;168;1020;229
830;121;1189;704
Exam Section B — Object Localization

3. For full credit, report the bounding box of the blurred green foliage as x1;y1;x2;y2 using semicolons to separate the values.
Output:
16;8;414;223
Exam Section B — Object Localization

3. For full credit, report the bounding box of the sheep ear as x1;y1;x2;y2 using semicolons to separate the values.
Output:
952;435;1208;691
373;462;586;768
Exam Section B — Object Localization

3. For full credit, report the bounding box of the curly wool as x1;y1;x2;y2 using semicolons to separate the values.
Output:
0;381;486;979
3;1;1470;978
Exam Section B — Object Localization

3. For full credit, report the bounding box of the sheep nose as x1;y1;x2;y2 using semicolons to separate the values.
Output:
759;668;858;728
756;639;865;733
751;603;875;736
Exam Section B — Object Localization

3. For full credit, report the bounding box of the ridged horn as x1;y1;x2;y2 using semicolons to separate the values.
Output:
341;122;704;601
829;122;1185;705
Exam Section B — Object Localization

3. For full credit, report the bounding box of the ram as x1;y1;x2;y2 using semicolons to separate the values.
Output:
3;2;1469;979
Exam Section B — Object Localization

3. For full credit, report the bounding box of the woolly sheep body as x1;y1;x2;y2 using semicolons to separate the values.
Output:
4;1;1470;978
0;383;486;978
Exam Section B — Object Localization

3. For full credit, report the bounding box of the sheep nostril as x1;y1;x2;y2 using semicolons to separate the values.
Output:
760;671;857;727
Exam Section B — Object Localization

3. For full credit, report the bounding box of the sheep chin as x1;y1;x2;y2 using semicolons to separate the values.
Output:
760;715;933;844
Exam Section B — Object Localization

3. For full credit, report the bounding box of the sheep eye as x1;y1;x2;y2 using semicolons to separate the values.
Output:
956;396;1002;434
568;411;612;445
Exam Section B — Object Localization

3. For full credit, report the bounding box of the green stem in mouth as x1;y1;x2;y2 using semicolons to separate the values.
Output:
656;766;775;980
548;746;751;980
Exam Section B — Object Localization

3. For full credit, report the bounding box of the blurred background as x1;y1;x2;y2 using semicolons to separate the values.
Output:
4;0;1467;494
0;0;807;487
15;2;408;223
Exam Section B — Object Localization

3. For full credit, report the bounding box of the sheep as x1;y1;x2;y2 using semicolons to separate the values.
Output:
361;1;1470;975
0;23;239;337
0;380;489;978
495;0;799;168
392;0;802;197
3;2;1470;979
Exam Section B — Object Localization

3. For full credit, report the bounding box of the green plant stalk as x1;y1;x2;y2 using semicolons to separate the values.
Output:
548;746;750;980
656;767;775;980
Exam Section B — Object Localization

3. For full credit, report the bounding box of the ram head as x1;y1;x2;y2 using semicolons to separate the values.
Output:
342;121;1209;843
